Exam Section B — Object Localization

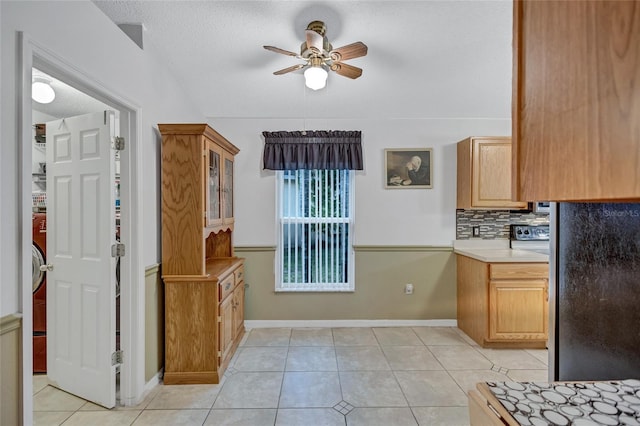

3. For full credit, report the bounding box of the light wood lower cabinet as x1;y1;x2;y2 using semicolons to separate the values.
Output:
163;259;245;385
457;255;548;348
488;279;548;341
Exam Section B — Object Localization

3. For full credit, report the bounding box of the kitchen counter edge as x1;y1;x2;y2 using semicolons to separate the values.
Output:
454;248;548;263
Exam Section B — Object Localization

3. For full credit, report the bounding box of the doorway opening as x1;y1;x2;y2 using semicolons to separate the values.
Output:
20;34;143;422
31;67;122;404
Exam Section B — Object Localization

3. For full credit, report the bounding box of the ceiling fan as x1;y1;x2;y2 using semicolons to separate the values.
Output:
263;20;368;90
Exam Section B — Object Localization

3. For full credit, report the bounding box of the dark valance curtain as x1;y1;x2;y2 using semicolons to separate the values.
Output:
262;130;363;170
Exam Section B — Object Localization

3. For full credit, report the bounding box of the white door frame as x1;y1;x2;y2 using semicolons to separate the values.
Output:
19;32;145;423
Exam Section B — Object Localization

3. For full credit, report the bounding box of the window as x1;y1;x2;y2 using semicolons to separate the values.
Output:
276;169;355;292
263;129;362;291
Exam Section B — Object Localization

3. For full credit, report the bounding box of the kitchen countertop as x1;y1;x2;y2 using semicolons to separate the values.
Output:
453;240;549;263
477;379;640;426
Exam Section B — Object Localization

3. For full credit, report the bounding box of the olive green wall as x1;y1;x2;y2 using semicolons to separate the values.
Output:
235;246;457;321
0;314;22;425
144;247;456;379
144;264;164;382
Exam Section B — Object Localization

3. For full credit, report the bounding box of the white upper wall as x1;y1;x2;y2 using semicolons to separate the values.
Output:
211;117;511;247
1;0;512;315
0;0;203;316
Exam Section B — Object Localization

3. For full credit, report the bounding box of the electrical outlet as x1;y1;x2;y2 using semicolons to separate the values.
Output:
404;283;414;294
472;226;480;237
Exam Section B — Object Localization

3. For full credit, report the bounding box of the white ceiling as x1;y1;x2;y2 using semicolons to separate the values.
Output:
32;68;110;119
73;1;512;121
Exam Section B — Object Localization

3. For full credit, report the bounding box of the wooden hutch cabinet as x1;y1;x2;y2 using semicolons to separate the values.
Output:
159;123;244;384
457;137;528;210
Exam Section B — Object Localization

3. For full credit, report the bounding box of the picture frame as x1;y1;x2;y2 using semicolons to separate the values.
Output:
384;148;433;189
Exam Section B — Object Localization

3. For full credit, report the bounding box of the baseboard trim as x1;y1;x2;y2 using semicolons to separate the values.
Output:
145;263;160;277
122;368;163;407
235;246;276;252
354;245;453;252
0;313;22;335
234;246;454;253
144;368;163;392
244;319;457;329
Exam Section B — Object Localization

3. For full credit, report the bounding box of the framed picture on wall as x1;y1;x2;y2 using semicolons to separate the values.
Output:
384;148;433;189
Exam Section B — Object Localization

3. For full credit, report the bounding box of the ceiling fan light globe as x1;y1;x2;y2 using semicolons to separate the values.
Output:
32;78;56;104
304;66;328;90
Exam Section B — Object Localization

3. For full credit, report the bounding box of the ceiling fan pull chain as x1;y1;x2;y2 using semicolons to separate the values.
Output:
302;82;307;134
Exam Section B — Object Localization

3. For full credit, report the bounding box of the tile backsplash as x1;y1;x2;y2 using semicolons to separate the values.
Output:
456;209;550;240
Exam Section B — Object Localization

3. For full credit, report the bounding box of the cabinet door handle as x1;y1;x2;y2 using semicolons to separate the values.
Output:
225;282;232;291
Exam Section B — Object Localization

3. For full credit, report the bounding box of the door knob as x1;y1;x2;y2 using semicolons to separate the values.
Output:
39;263;53;272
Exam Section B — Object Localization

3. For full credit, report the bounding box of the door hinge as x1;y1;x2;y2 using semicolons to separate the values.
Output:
111;350;123;366
111;243;125;258
217;316;222;323
113;136;125;151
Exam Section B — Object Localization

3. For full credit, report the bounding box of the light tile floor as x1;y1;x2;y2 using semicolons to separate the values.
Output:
33;327;548;425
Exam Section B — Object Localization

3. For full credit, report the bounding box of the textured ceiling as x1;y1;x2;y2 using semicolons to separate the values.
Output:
32;68;110;119
66;1;513;121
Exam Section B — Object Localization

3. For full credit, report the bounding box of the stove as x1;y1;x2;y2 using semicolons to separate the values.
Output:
510;224;550;255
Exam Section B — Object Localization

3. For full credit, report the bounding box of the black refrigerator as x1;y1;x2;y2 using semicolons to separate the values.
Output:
550;202;640;381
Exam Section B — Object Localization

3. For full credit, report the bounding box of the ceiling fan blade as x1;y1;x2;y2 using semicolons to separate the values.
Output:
273;63;306;75
330;62;363;79
330;42;368;62
263;45;299;57
305;29;324;54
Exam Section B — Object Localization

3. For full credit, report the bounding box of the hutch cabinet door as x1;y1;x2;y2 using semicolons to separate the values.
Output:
218;294;234;365
222;152;235;226
205;141;223;228
232;283;245;339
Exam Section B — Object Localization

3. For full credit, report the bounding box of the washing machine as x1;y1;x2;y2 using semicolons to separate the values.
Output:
32;212;121;372
32;212;47;373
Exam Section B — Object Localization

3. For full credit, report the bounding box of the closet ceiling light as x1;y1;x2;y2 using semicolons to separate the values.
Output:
32;77;56;104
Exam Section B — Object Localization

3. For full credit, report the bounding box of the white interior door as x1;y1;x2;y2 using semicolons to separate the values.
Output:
46;111;117;408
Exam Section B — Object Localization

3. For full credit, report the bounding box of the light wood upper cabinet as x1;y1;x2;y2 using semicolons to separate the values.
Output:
512;0;640;201
457;137;528;210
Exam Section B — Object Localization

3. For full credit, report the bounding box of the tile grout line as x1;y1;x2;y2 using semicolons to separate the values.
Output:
33;327;546;425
